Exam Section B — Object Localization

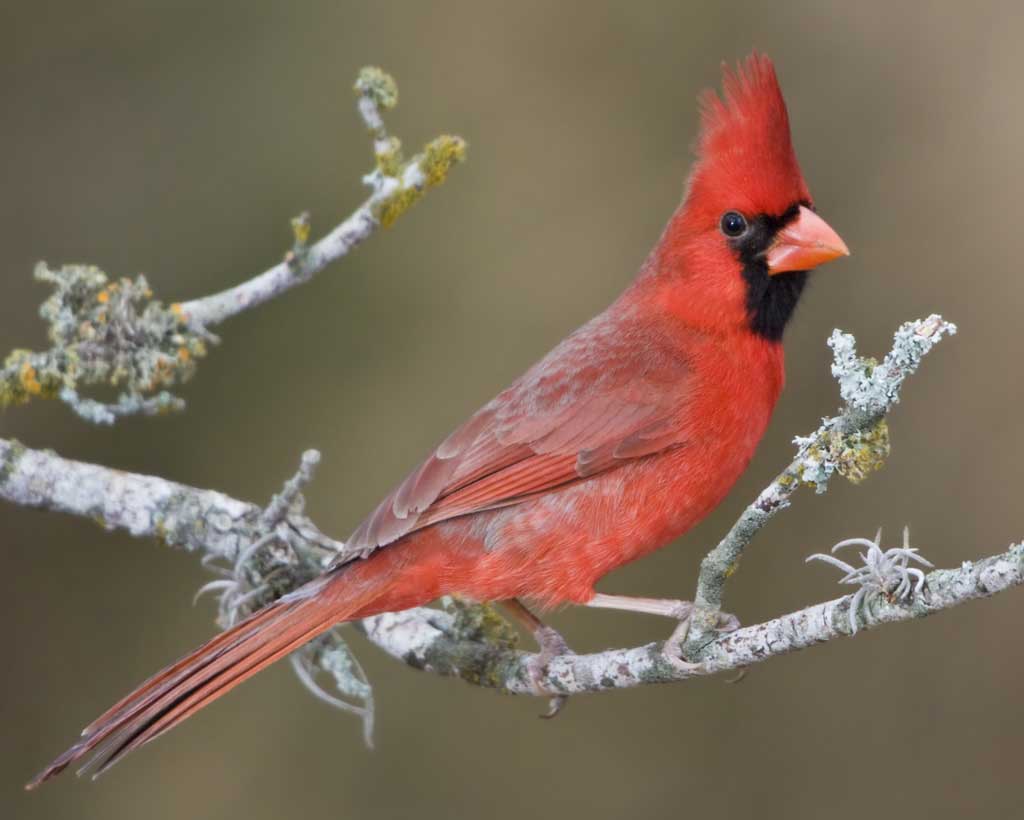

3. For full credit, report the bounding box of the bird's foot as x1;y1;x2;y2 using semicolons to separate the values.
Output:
526;625;574;718
662;607;740;672
500;599;575;718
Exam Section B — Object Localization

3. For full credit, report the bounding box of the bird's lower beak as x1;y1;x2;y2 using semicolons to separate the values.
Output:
765;205;849;275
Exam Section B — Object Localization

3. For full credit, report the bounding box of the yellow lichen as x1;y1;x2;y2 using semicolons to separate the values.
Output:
375;136;404;177
96;290;110;304
834;419;890;483
290;212;311;246
373;136;467;229
20;362;41;396
801;420;891;488
421;135;467;187
375;187;420;228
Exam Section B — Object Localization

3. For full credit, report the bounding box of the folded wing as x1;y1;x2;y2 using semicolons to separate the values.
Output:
338;316;693;563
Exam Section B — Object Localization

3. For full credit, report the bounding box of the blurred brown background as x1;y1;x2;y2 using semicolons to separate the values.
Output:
2;1;1021;818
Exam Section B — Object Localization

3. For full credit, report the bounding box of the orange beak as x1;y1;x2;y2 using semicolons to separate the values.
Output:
765;205;849;275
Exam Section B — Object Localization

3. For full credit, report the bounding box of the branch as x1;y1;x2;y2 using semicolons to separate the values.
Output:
2;313;995;716
0;437;378;733
0;67;465;424
2;432;1020;700
364;541;1024;695
178;68;465;328
678;314;956;657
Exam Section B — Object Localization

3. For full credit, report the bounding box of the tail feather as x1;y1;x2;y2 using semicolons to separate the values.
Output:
98;608;340;772
81;599;285;737
27;574;366;789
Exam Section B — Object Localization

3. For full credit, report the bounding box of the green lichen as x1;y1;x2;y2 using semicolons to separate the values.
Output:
413;597;522;690
422;636;521;691
442;595;519;651
799;419;891;489
0;439;26;487
1;263;207;421
354;66;398;111
374;135;404;177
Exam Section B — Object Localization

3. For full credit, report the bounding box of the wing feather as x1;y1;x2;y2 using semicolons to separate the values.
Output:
335;314;693;565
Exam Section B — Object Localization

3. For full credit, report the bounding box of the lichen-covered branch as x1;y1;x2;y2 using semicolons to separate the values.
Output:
2;430;1020;702
364;541;1024;695
0;67;465;424
3;318;990;729
677;315;956;658
0;267;206;424
0;437;372;733
177;68;465;328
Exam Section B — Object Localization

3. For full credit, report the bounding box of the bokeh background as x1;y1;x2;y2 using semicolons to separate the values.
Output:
2;1;1021;818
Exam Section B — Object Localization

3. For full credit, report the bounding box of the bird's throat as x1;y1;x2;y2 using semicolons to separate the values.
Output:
731;204;809;341
741;266;808;341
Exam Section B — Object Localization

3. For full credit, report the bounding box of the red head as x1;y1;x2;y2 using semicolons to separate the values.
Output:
653;53;848;340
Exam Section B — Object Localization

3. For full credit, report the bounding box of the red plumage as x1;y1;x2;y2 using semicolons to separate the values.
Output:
28;53;848;788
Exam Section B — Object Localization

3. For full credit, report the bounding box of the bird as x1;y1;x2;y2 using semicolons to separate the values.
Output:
28;52;848;788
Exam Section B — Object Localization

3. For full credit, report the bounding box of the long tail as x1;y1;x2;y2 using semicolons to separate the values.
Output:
27;568;377;789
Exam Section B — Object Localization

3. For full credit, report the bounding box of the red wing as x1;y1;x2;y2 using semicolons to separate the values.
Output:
337;315;692;564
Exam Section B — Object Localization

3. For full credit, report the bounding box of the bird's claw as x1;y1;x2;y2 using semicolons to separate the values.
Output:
724;667;748;684
527;625;573;718
661;606;739;672
714;611;741;633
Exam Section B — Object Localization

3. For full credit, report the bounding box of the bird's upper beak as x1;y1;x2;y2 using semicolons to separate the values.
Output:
765;205;849;275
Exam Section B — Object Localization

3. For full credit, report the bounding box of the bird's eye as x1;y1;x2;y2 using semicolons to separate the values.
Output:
720;211;748;238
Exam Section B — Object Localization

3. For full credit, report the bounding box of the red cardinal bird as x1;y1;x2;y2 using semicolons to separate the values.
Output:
29;52;847;787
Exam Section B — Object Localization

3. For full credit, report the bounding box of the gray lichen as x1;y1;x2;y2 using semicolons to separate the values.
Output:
0;263;207;423
681;315;956;659
189;451;373;734
807;528;934;633
290;629;375;747
795;316;955;493
5;69;466;424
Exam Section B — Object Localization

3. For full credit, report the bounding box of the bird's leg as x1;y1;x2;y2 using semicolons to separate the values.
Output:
500;598;572;718
585;593;739;671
